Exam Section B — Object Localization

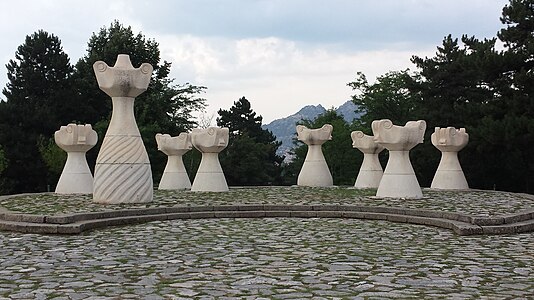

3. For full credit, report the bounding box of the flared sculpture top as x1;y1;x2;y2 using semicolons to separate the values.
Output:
191;127;229;153
372;119;426;151
431;127;469;152
93;54;153;98
156;133;192;156
351;131;384;154
296;124;333;146
54;124;98;152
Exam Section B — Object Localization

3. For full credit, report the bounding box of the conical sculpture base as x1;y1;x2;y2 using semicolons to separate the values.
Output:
351;131;384;189
372;119;426;199
92;54;154;203
55;124;97;194
430;127;469;190
156;133;192;190
296;124;333;187
190;127;229;192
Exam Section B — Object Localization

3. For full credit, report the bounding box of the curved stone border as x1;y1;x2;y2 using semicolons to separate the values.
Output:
0;204;532;236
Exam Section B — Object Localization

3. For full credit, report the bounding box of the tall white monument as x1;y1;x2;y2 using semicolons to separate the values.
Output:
190;127;229;192
92;54;154;203
296;124;333;187
372;119;426;198
351;131;384;189
54;124;97;194
156;133;192;190
431;127;469;190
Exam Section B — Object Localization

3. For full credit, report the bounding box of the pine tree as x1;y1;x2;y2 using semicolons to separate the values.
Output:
216;97;283;185
0;30;77;193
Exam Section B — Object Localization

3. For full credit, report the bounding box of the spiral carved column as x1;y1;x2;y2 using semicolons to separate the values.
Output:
92;54;154;204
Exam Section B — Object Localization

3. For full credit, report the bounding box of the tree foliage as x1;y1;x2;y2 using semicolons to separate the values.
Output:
216;97;283;185
0;30;76;192
347;0;534;192
0;22;208;194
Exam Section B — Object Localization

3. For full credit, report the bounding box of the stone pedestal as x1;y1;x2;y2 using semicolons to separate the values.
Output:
431;127;469;190
156;133;192;190
190;127;229;192
92;54;154;203
351;131;384;188
296;124;333;187
54;124;97;194
372;119;426;198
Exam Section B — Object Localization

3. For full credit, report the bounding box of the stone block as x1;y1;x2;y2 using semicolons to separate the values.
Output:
503;211;534;224
57;225;82;234
341;211;367;219
189;212;216;219
235;211;265;218
264;211;291;218
471;217;504;226
165;213;191;220
450;223;483;235
45;215;75;224
212;205;238;211
386;214;408;223
165;206;190;213
290;211;317;218
188;206;212;212
238;205;265;211
316;211;343;218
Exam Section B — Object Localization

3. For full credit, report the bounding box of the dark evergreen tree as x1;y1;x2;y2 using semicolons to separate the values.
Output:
216;97;283;185
0;30;77;193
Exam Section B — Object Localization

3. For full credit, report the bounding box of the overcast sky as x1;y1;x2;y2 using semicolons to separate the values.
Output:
0;0;509;123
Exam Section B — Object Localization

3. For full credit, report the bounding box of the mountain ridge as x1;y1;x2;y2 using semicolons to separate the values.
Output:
262;100;361;159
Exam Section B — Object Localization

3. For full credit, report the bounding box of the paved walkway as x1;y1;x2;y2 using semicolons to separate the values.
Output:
0;218;532;299
0;187;532;299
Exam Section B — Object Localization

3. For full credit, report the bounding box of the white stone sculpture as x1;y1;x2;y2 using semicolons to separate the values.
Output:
372;119;426;198
54;124;98;194
296;124;333;187
431;127;469;190
190;127;229;192
156;133;192;190
92;54;154;204
351;131;384;188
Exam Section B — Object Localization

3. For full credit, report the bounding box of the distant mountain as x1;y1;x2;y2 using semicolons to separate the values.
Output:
262;100;361;160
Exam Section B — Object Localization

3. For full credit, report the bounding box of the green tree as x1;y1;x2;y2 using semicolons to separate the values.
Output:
74;21;207;184
0;145;7;175
286;110;362;186
348;70;422;129
216;97;283;185
409;35;503;187
0;30;76;193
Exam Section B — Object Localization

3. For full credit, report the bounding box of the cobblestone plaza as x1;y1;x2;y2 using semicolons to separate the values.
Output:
0;187;532;299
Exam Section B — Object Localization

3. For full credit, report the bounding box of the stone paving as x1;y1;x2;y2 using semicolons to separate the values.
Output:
1;187;533;217
0;218;532;299
0;187;532;299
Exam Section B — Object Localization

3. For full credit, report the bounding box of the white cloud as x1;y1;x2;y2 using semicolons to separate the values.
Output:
154;34;434;123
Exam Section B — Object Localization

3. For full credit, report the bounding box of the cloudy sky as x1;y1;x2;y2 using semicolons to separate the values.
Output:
0;0;509;123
